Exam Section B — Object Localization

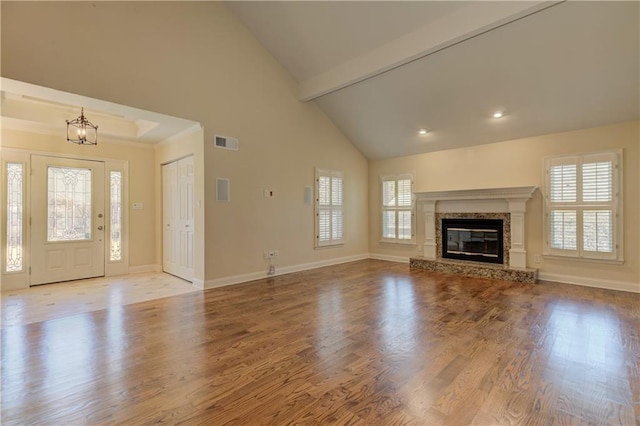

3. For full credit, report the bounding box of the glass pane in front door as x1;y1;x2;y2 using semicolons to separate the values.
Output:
47;166;92;241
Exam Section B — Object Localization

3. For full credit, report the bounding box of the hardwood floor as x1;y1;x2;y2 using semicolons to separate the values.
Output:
1;260;638;425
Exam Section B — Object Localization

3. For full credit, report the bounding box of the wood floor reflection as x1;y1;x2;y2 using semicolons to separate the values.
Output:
1;260;638;425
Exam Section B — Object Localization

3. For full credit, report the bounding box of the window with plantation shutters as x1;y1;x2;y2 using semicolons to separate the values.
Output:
544;151;622;261
381;174;415;243
315;169;344;248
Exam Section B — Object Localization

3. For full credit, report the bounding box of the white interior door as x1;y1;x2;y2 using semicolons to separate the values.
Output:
30;155;105;285
162;156;194;281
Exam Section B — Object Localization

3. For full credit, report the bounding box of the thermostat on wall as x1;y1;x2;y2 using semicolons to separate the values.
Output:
132;202;143;210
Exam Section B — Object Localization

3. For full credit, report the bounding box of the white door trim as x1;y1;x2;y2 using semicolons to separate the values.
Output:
0;147;129;288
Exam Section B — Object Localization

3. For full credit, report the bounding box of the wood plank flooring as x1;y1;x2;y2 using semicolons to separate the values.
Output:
1;259;639;425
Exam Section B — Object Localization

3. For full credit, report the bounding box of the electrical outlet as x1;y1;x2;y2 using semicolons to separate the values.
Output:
264;250;279;259
534;255;542;264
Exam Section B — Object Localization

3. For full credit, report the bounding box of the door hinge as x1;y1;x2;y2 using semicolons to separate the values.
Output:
29;266;31;275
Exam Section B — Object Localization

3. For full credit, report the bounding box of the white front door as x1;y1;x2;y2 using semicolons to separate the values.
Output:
162;156;194;281
30;155;105;285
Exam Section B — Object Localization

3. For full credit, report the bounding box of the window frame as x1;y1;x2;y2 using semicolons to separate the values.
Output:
380;174;416;245
315;168;344;248
543;150;623;262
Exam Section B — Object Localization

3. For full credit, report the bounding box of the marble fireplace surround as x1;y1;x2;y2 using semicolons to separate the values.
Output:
411;187;538;283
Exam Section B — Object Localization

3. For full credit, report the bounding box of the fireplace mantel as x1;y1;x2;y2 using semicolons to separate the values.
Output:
415;186;537;269
415;186;537;202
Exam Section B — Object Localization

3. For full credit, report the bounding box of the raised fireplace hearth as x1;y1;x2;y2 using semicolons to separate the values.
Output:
442;218;503;265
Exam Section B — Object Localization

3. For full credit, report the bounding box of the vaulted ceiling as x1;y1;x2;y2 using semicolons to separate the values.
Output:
2;2;637;156
227;1;639;160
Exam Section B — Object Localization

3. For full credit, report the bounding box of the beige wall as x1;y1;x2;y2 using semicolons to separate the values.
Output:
369;121;640;288
1;2;369;283
3;3;634;291
0;128;156;269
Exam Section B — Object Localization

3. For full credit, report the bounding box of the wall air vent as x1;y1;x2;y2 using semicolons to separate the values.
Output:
216;178;230;202
214;134;239;151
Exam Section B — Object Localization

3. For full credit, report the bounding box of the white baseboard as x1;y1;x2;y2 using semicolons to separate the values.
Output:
128;264;162;274
538;272;639;293
368;253;410;264
204;253;369;290
204;270;268;290
124;258;638;294
191;278;205;290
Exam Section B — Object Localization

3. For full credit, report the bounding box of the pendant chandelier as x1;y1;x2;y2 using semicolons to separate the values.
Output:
66;107;98;145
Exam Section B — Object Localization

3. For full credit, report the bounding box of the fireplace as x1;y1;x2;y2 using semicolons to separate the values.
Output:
442;218;503;265
411;187;538;283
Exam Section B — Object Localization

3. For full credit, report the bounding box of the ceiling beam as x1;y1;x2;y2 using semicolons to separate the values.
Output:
298;1;563;102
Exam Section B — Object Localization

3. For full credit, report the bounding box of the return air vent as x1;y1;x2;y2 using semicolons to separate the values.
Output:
214;135;239;151
216;178;230;202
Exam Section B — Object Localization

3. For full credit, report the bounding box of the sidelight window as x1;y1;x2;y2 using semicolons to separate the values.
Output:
110;171;122;261
6;163;24;272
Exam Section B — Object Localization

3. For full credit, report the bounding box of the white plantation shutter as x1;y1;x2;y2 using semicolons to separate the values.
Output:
332;210;342;240
331;177;342;206
397;210;413;240
582;161;612;202
583;210;612;253
381;174;415;242
544;151;621;260
318;176;330;205
382;210;395;239
315;169;343;247
550;164;577;202
383;181;395;206
318;210;331;243
397;179;412;207
550;210;577;250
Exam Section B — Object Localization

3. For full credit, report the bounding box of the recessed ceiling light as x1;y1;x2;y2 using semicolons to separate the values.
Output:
493;111;504;119
418;129;428;135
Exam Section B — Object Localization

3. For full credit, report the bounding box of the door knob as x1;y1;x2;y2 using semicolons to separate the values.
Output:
97;226;104;231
